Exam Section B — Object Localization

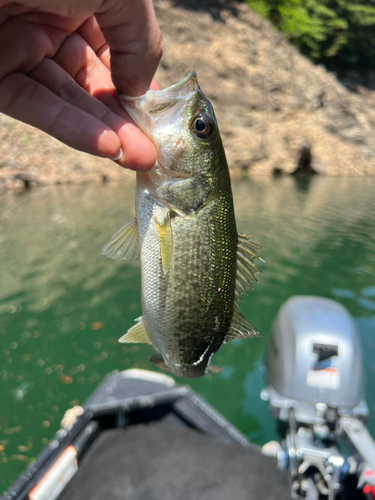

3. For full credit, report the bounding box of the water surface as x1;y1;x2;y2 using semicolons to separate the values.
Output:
0;176;374;493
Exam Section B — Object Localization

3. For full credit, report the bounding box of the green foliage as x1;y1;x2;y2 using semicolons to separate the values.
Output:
246;0;375;73
247;0;271;17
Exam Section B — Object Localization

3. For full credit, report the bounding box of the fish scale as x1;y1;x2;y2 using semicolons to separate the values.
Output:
102;71;262;378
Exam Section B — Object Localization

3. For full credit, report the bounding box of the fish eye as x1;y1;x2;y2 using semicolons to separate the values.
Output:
191;114;213;139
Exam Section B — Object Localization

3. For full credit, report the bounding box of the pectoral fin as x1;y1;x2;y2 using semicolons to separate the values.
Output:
155;174;213;217
153;210;173;274
225;309;261;342
102;218;139;260
119;317;151;344
156;186;193;217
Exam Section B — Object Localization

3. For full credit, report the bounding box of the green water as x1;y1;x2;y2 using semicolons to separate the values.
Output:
0;176;375;493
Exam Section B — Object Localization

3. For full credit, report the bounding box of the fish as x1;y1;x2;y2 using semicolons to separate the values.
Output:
102;71;263;378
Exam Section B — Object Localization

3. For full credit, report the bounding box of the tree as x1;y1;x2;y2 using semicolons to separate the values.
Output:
246;0;375;76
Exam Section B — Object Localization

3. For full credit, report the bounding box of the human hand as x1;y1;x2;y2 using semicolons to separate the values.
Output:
0;0;162;170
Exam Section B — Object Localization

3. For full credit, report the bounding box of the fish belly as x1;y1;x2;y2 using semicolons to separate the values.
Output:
136;182;238;368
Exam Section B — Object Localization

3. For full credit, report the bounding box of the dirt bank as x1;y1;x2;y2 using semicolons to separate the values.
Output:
1;0;375;191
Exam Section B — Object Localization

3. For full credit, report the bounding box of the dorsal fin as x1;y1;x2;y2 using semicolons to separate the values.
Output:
225;309;261;342
235;233;263;301
118;317;151;344
102;218;139;260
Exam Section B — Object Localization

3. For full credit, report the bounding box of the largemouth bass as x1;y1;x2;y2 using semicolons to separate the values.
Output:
103;72;263;378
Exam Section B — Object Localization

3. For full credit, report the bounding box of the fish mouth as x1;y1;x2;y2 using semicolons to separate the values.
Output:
156;71;198;100
117;71;199;116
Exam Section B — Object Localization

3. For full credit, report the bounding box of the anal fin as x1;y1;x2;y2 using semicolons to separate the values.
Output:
119;317;151;344
225;309;261;342
206;364;224;374
149;352;170;372
102;218;139;260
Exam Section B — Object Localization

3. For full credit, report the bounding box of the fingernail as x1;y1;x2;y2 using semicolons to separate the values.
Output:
111;148;123;161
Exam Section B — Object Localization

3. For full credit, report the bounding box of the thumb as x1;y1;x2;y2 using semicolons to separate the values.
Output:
96;0;162;97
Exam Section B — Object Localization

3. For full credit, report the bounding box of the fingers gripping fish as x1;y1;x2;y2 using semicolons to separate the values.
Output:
102;72;263;378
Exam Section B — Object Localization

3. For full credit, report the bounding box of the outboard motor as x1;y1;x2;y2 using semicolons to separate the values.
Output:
261;296;375;500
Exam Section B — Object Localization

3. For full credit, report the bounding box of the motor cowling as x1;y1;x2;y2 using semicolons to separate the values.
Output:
264;296;367;423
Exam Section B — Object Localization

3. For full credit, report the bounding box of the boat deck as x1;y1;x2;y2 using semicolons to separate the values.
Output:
3;371;294;500
59;421;292;500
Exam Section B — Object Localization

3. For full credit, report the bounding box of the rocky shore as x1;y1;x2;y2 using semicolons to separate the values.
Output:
1;0;375;192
